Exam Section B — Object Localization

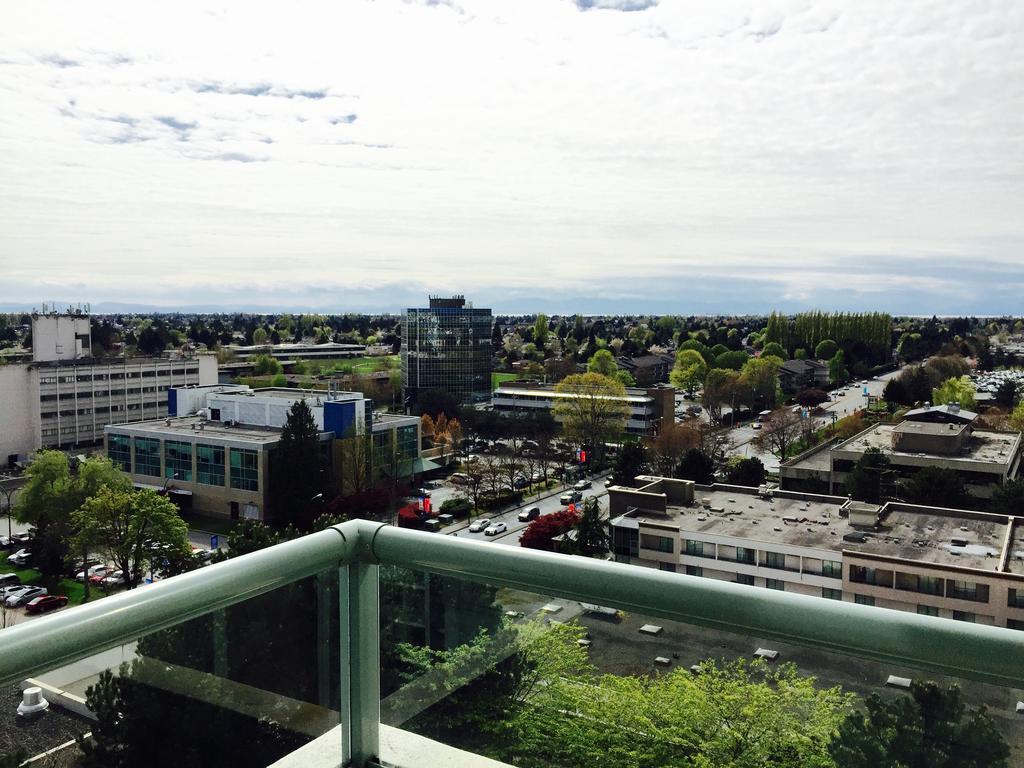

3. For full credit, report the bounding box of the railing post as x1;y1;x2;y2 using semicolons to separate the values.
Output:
340;560;380;767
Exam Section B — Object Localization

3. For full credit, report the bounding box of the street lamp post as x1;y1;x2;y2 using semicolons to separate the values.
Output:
0;483;15;541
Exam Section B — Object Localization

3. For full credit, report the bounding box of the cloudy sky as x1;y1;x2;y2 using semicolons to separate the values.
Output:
1;1;1022;314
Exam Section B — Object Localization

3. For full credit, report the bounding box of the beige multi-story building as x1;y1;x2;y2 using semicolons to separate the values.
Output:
492;381;674;436
609;476;1024;629
0;311;216;466
780;405;1022;499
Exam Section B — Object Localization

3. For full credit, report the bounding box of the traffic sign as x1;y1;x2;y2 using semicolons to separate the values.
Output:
210;534;219;550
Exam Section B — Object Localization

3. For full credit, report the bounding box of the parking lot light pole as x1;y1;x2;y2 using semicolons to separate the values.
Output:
0;484;14;541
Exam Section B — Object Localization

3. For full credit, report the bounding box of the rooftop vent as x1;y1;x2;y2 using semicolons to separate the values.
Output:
843;532;868;543
950;538;968;547
17;687;48;717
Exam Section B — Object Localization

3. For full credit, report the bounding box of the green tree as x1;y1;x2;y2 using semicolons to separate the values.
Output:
830;680;1009;768
587;348;619;377
794;347;807;360
994;379;1019;409
16;452;130;580
1011;401;1024;433
899;466;968;509
252;327;268;345
74;487;190;589
702;368;742;424
740;355;783;411
678;448;715;483
829;350;850;383
846;448;892;504
252;353;282;375
678;338;715;367
932;376;976;410
669;348;708;396
762;341;787;360
990;479;1024;516
271;399;326;529
553;373;630;463
533;314;549;347
816;339;839;360
715;349;749;370
573;497;609;556
724;456;766;486
882;378;912;407
512;655;854;768
609;441;648;487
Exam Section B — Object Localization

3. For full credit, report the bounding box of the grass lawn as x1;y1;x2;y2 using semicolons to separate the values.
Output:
492;372;520;388
179;511;239;536
0;562;97;606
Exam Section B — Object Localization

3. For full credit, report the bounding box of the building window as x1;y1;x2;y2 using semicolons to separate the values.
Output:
850;565;888;587
822;560;842;578
684;565;701;577
641;534;674;554
197;444;225;486
735;547;755;565
1007;619;1024;631
134;437;161;477
735;574;755;586
684;540;704;557
952;611;975;623
107;434;132;472
765;579;785;591
164;440;193;482
230;448;259;491
854;595;875;606
764;551;786;570
822;588;842;601
947;580;987;603
917;605;939;617
660;562;678;573
1009;589;1024;609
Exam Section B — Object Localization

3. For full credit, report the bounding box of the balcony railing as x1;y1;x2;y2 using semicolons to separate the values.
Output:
3;519;1024;767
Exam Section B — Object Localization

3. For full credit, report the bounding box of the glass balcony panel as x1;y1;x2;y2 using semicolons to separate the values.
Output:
377;565;1024;768
3;568;341;767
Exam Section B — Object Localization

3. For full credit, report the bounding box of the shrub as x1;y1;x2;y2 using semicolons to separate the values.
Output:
397;503;425;529
439;497;472;519
796;388;829;407
521;509;579;552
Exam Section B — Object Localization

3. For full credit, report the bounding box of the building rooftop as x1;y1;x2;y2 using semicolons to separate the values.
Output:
892;421;969;437
106;415;287;445
613;482;1016;572
834;424;1020;469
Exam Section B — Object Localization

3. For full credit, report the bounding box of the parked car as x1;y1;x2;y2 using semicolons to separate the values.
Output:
5;585;47;608
513;476;530;490
751;422;762;430
484;522;507;536
573;479;592;491
468;518;491;533
25;594;69;615
449;473;472;485
0;584;27;600
88;569;111;586
192;548;213;566
76;564;108;582
7;548;32;567
0;573;21;590
11;532;32;545
531;472;543;483
518;506;541;522
101;570;125;588
559;490;583;505
687;405;703;415
0;535;11;549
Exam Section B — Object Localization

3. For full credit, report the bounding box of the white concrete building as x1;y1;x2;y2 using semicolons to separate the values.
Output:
0;312;216;466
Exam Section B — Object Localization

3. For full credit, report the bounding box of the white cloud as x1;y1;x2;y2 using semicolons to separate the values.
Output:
0;0;1022;312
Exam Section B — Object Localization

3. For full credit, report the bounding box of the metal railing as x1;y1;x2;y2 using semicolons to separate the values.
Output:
3;519;1024;767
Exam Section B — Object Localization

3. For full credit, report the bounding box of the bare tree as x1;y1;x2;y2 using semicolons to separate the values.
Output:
753;408;804;460
646;422;698;476
480;454;503;499
499;452;525;495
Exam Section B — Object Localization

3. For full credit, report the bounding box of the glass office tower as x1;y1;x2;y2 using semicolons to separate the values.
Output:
401;296;493;409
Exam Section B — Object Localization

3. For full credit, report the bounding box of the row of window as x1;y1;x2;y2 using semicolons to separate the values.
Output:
108;435;259;491
39;367;198;385
850;565;991;604
681;539;842;577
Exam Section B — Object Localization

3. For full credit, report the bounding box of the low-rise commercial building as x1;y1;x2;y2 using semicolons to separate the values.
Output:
616;354;675;386
491;381;674;436
105;385;424;520
0;311;216;466
777;359;829;394
610;476;1024;629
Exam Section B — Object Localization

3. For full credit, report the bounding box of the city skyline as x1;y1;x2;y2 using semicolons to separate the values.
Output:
2;1;1023;314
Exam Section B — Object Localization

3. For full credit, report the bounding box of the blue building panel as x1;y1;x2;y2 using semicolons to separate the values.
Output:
324;400;356;438
168;388;177;417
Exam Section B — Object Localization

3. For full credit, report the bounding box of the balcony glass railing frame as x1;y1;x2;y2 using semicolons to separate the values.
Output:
3;519;1024;768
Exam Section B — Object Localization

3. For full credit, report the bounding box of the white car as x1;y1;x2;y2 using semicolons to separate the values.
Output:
5;585;47;608
7;549;31;567
573;479;592;491
752;422;763;430
468;518;491;533
484;522;507;536
76;564;108;582
101;570;125;588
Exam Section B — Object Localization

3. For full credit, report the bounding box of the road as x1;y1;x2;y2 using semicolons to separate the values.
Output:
436;472;611;548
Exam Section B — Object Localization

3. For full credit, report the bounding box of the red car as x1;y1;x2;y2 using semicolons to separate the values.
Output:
25;595;69;615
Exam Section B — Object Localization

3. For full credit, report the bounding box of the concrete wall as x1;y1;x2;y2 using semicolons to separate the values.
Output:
0;364;38;462
30;314;91;362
